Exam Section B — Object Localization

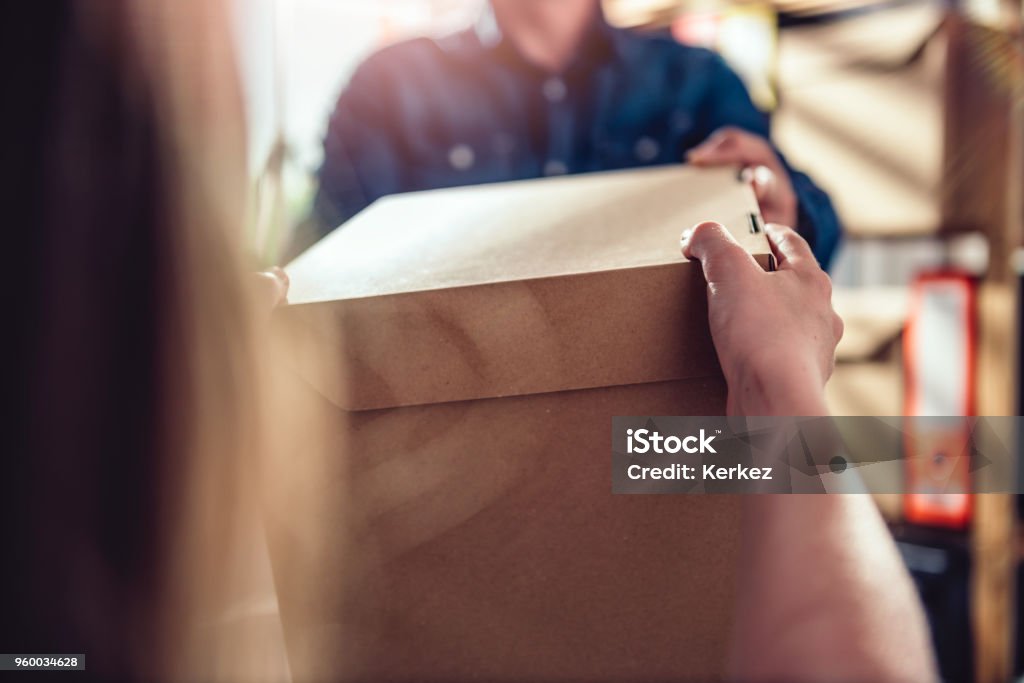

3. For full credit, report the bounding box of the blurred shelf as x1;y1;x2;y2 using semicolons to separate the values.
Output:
773;2;945;238
774;0;936;23
827;286;907;416
832;286;908;360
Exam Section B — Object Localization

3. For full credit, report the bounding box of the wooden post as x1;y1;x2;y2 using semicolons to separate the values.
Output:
943;13;1022;682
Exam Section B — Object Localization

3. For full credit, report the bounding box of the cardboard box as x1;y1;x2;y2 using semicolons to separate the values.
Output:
271;165;771;681
285;165;771;410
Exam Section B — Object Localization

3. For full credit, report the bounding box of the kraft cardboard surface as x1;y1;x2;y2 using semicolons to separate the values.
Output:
284;165;770;410
266;376;738;683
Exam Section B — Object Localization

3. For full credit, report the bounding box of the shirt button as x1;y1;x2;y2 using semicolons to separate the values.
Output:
671;111;693;133
492;132;516;156
542;77;567;103
543;160;568;176
448;144;475;171
634;136;660;162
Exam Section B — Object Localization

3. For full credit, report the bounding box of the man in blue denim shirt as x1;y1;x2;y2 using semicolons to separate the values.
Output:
309;0;841;267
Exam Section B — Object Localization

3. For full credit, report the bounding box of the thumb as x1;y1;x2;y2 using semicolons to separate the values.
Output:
740;165;776;204
687;131;733;165
681;221;760;284
254;267;289;313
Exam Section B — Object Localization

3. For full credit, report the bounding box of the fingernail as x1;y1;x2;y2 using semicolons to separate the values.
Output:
680;227;693;244
752;165;773;187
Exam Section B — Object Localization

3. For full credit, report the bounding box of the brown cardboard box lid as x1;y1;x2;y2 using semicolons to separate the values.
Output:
284;165;770;410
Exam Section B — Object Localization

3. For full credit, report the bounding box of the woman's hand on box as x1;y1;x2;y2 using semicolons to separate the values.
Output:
687;127;798;229
680;222;842;416
684;225;937;683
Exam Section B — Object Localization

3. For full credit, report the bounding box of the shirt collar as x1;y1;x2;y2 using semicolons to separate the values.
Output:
473;2;619;75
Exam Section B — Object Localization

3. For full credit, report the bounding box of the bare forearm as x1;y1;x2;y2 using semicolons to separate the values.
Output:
730;494;938;682
724;356;829;417
727;360;936;681
682;222;934;680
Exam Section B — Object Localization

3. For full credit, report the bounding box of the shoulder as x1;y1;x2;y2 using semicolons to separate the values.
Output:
612;29;735;80
347;30;478;90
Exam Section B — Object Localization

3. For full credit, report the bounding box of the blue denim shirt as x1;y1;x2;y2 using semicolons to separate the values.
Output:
313;13;841;267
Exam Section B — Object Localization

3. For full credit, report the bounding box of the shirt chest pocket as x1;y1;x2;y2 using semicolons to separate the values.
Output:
408;135;525;192
593;110;695;170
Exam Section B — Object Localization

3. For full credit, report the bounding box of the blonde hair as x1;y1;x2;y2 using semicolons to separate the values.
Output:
88;2;329;679
113;1;264;678
5;2;333;678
